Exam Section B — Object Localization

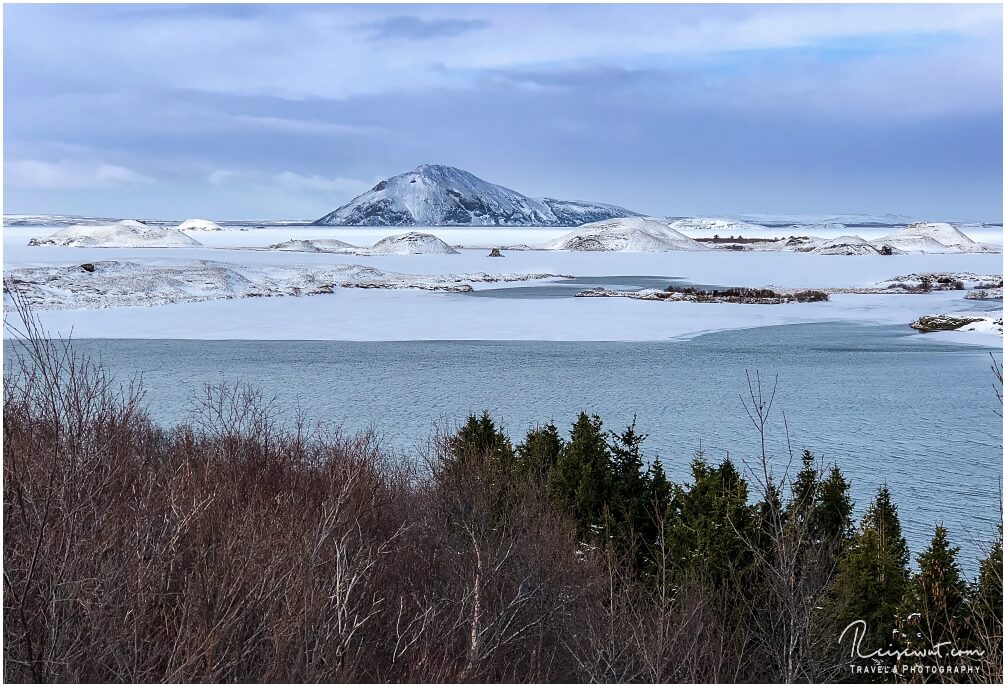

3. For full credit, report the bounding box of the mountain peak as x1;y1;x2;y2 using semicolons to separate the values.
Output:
412;163;455;174
315;165;640;227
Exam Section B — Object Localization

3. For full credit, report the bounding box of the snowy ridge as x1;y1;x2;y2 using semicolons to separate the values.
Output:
28;221;202;248
314;164;639;226
545;217;708;252
4;259;567;310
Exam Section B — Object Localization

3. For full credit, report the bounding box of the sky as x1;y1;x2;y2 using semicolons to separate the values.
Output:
3;3;1003;221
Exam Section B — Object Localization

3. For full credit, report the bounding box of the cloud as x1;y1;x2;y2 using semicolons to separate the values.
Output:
5;4;998;101
354;15;490;42
209;168;370;197
273;171;370;194
5;159;153;189
223;113;388;137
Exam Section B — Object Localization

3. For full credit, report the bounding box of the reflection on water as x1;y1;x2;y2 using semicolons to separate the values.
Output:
5;322;1002;569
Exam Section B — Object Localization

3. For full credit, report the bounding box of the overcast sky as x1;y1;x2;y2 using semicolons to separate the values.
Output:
3;3;1002;221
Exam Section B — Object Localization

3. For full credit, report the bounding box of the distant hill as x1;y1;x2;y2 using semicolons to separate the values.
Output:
313;164;641;226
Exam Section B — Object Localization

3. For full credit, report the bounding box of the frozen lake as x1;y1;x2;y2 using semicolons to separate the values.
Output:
7;321;1001;569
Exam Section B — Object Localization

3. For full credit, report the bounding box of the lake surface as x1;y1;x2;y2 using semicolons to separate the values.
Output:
5;322;1002;569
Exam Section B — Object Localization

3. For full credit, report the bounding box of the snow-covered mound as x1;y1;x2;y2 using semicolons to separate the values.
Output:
177;218;222;232
313;164;639;226
268;233;456;255
879;222;996;253
777;236;828;252
28;221;202;248
271;238;358;253
665;217;770;236
811;235;890;256
368;231;459;255
545;217;708;252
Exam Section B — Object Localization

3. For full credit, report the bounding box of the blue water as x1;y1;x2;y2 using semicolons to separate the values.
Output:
5;322;1002;569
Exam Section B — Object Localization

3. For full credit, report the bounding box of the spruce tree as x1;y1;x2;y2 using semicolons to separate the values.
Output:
549;412;612;537
833;485;910;654
449;411;514;467
814;465;854;546
967;526;1003;680
900;525;968;647
647;456;671;516
515;421;564;480
665;454;755;585
789;449;819;527
608;419;648;524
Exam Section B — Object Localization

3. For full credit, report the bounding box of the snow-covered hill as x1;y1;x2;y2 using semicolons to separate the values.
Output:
879;222;997;253
177;218;222;232
368;232;459;255
271;238;358;253
545;217;708;252
811;235;890;256
314;164;639;226
269;232;458;255
28;221;202;248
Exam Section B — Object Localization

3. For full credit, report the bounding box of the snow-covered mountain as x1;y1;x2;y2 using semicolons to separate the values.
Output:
313;164;640;226
545;217;708;252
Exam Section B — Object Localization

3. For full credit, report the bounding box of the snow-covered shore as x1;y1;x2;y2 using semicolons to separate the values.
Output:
4;259;568;310
3;222;1001;345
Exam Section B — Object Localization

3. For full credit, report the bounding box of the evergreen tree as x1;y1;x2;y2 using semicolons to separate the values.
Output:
789;449;819;528
833;485;910;656
449;411;514;468
647;456;671;516
608;418;648;524
900;525;968;646
549;412;613;536
814;466;854;546
665;454;756;585
971;526;1003;630
967;526;1003;680
515;422;564;479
